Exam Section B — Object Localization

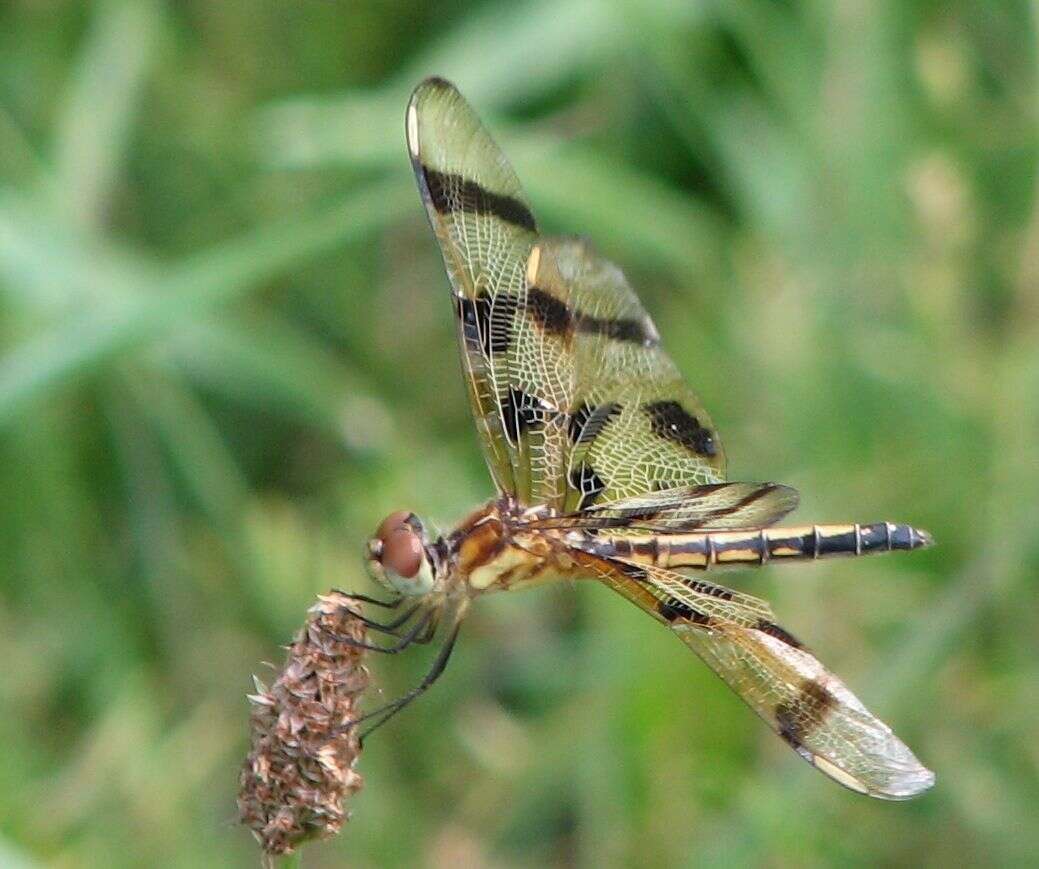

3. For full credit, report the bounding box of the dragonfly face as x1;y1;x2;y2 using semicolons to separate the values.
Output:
354;76;937;800
365;510;441;597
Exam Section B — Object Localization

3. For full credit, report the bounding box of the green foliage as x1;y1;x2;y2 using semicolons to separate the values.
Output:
1;0;1036;865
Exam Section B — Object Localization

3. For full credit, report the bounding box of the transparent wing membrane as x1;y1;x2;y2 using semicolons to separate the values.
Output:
407;78;537;496
593;561;935;800
408;79;725;507
523;481;799;531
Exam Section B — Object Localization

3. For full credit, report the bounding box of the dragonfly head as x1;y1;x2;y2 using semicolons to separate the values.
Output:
365;510;439;597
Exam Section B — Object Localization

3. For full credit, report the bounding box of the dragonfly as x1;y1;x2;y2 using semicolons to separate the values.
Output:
351;77;935;800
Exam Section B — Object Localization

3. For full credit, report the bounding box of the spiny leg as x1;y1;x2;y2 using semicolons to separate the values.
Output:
355;619;463;744
325;608;434;654
341;602;424;637
332;588;404;609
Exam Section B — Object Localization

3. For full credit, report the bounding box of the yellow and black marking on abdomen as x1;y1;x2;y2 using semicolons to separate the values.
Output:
586;522;933;570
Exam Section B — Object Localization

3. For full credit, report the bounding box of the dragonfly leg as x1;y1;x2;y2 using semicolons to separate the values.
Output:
340;602;424;637
324;608;433;653
354;619;462;744
331;588;404;609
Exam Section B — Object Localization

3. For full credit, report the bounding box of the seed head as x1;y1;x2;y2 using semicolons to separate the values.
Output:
238;592;370;855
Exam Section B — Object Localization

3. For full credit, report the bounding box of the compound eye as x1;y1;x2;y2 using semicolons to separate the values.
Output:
376;510;412;543
382;526;423;579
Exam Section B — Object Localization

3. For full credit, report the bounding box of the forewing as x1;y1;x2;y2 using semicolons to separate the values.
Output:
406;77;537;496
595;563;935;799
524;481;799;531
409;82;726;509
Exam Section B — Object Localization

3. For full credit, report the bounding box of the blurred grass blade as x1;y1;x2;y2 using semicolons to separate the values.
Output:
0;177;413;426
389;0;626;106
257;0;635;169
0;191;150;312
52;0;164;229
0;840;37;869
120;365;249;524
165;314;395;448
0;104;48;185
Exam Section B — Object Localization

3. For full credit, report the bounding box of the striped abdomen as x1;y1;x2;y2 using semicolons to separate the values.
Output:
589;522;933;570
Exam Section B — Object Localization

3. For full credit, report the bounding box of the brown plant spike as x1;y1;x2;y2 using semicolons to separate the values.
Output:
238;592;370;855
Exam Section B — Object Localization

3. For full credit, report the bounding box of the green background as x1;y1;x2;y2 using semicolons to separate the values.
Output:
1;1;1037;866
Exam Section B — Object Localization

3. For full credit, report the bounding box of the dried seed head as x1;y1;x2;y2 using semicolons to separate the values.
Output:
238;592;370;855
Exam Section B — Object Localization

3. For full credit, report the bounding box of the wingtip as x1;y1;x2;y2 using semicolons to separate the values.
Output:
809;734;936;801
407;77;464;159
424;75;456;90
411;75;458;101
813;754;935;800
870;764;937;801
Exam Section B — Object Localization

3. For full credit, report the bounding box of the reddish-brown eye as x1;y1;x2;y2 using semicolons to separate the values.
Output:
376;510;412;543
382;527;423;578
